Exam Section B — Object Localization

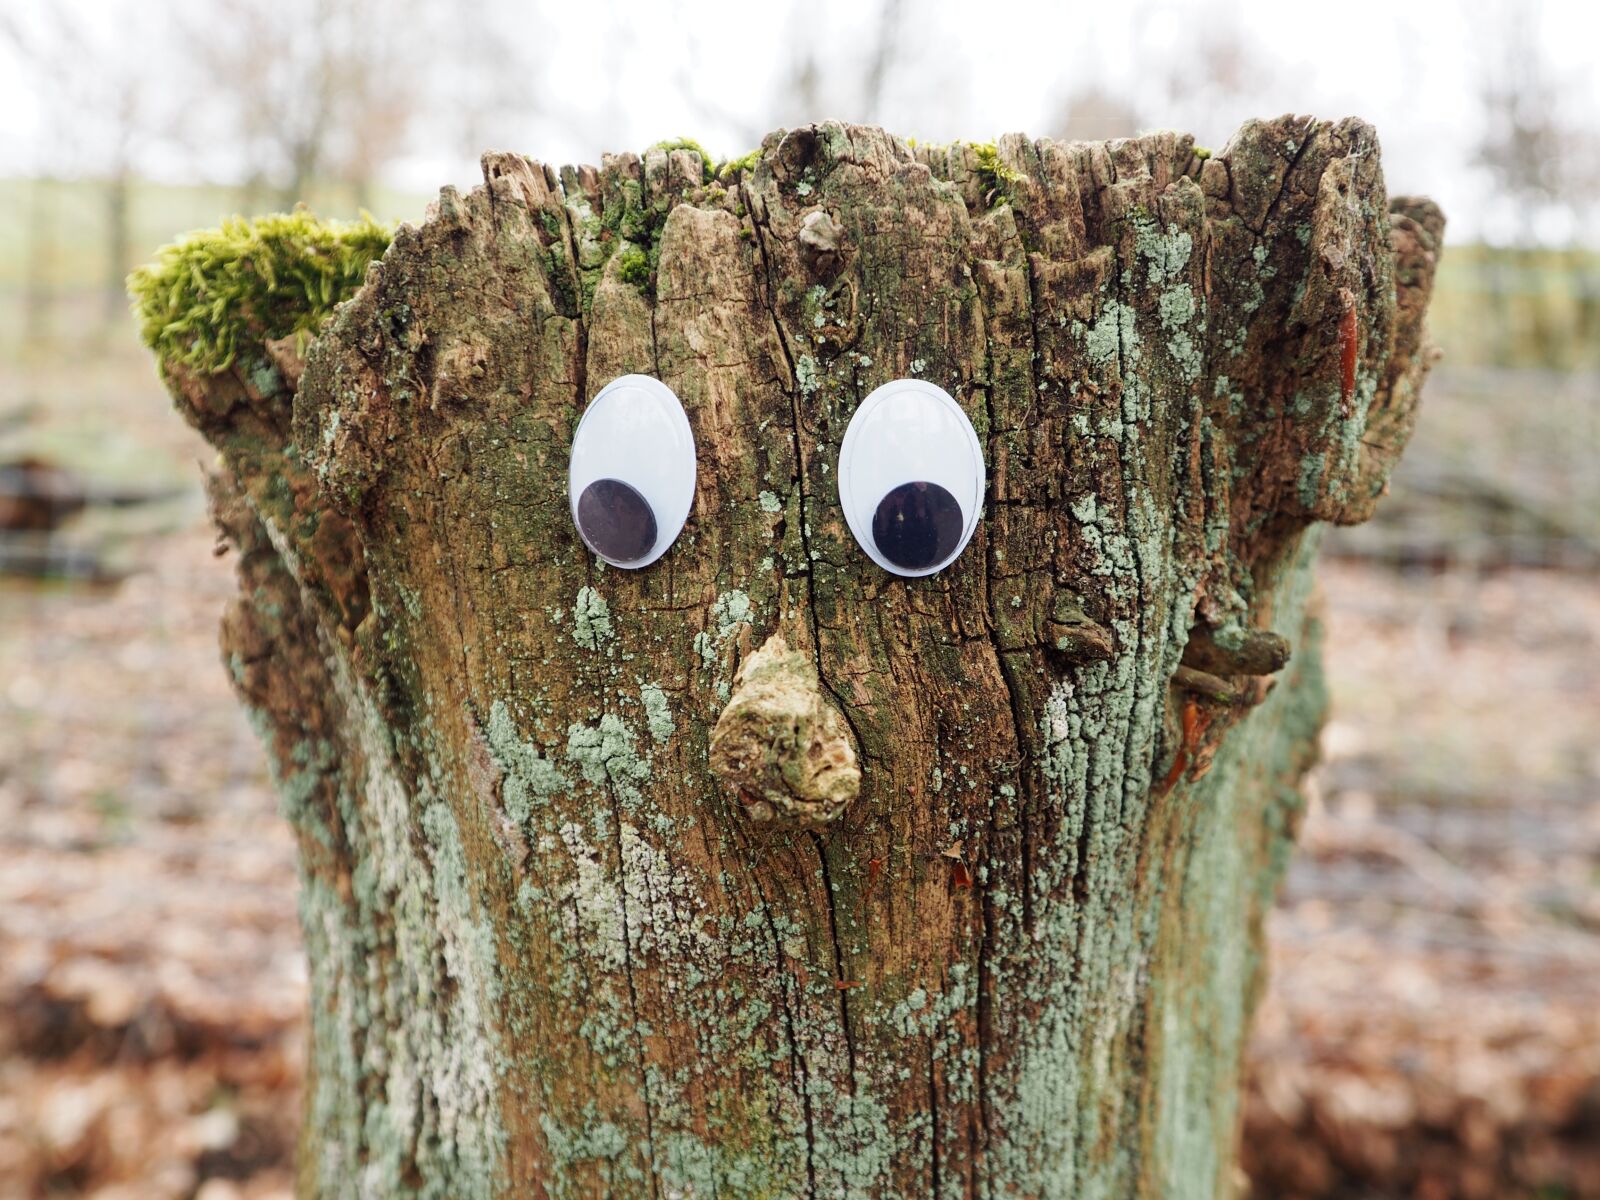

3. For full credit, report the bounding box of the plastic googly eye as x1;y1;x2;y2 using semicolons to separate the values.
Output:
836;379;985;577
568;374;696;568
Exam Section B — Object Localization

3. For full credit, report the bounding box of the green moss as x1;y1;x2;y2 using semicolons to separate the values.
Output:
128;210;391;375
604;168;677;297
715;149;762;180
646;137;715;183
562;184;614;317
617;246;652;291
969;141;1022;206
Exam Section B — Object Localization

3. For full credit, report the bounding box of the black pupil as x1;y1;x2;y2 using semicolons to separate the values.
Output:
577;478;658;563
871;481;963;571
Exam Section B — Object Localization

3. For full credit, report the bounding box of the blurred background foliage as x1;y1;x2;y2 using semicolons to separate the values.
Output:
1;1;1597;1198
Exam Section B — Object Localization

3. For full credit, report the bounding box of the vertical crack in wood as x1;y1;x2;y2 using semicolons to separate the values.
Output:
1255;117;1321;238
747;863;821;1199
738;171;843;1195
556;163;663;1199
969;151;1048;1182
743;168;886;1191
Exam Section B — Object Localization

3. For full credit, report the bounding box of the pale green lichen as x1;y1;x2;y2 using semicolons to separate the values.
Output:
1159;283;1196;331
640;683;674;746
1135;218;1193;285
486;699;568;824
270;735;336;844
694;589;754;672
1079;301;1140;366
1298;448;1329;509
572;585;613;649
710;589;751;636
795;355;819;396
566;714;651;807
1159;283;1202;382
757;490;783;513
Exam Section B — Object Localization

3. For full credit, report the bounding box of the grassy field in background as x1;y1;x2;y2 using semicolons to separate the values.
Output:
0;175;429;288
0;176;432;496
1;173;1596;541
0;175;430;363
1431;242;1600;372
3;173;1600;366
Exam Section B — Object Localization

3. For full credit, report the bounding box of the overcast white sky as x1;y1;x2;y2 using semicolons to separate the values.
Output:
4;0;1598;242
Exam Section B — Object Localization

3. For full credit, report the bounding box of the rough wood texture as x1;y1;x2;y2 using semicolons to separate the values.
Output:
146;117;1442;1198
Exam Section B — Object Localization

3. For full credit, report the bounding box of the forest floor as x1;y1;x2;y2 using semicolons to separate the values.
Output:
1;353;1597;1200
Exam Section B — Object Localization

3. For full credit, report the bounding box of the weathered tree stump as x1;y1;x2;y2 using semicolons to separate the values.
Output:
135;117;1442;1198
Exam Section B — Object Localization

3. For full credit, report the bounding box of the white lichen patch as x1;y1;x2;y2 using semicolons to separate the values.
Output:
296;651;509;1199
555;820;631;973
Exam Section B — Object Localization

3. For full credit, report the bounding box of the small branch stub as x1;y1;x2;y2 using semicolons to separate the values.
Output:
1044;593;1115;664
709;632;861;828
1181;624;1292;677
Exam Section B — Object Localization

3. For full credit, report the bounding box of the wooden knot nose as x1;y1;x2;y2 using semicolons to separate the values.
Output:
708;633;860;829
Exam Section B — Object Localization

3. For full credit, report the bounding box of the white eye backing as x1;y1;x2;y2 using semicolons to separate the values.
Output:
837;379;985;577
569;374;696;568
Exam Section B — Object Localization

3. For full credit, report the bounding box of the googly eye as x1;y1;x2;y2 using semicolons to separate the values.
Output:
836;379;985;577
569;374;696;568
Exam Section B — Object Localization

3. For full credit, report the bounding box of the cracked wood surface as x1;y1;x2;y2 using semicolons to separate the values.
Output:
151;117;1441;1198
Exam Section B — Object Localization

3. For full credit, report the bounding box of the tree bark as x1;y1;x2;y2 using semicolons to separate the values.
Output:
146;117;1441;1199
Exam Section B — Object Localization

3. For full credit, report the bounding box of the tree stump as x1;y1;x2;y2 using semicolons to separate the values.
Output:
135;117;1442;1198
